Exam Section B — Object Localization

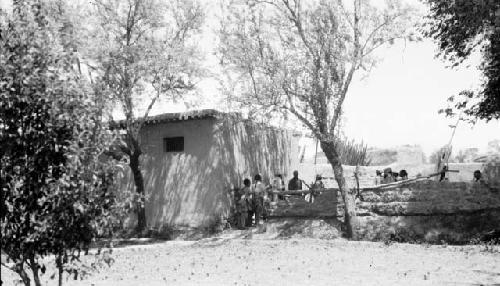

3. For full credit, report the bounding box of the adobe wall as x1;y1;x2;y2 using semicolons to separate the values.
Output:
354;181;500;243
216;118;298;187
269;190;338;218
289;160;499;243
117;118;297;230
117;119;227;229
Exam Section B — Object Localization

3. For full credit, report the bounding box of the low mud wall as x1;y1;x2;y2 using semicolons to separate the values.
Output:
355;181;500;243
266;181;500;243
268;190;338;218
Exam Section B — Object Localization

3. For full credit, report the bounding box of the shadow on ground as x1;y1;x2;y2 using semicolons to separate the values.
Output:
213;218;343;240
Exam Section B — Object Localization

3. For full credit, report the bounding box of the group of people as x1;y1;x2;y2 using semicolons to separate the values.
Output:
375;168;409;185
233;171;307;230
376;167;484;184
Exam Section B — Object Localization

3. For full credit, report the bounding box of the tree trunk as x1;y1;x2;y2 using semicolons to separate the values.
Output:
129;151;147;233
15;265;30;286
29;259;42;286
56;255;63;286
320;140;359;239
354;165;361;199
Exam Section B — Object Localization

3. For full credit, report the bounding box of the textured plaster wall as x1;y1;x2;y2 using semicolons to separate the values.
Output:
118;118;297;230
217;118;298;186
355;181;500;243
274;163;499;242
139;119;226;229
269;190;338;218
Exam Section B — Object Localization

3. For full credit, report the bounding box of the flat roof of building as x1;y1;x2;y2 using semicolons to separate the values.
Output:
113;109;235;128
139;109;228;124
113;109;301;135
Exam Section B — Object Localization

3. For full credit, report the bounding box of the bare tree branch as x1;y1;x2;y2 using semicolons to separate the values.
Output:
362;35;406;57
280;0;317;58
329;0;361;137
360;13;404;55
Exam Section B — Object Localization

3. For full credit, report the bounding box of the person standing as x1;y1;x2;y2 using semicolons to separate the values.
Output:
382;168;395;184
246;178;255;227
374;170;382;185
272;174;285;202
288;170;303;191
306;174;324;203
473;170;482;182
399;170;408;180
253;174;266;225
313;174;325;189
236;179;251;230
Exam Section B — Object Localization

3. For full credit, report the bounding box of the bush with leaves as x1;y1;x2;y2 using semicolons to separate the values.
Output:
335;137;371;166
1;3;122;286
424;0;500;122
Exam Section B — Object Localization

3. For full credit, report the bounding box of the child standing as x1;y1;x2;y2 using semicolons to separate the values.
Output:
236;178;251;230
252;174;267;225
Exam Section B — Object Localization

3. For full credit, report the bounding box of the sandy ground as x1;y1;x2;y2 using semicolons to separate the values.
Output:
2;234;500;286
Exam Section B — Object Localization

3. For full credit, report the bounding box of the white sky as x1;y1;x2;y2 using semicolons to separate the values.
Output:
2;0;498;156
192;0;500;156
342;39;500;155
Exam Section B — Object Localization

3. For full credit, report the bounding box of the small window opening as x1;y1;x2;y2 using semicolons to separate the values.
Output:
163;137;184;152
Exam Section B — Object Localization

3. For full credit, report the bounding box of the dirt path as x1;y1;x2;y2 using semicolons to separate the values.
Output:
2;237;499;286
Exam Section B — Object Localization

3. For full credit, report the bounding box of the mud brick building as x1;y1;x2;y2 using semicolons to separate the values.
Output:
117;109;299;230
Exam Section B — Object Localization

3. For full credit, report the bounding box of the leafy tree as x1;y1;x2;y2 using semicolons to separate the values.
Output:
219;0;416;238
85;0;205;232
424;0;500;122
1;2;120;285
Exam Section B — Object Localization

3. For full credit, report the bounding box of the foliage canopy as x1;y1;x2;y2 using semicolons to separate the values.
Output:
219;0;417;238
424;0;500;122
1;2;121;285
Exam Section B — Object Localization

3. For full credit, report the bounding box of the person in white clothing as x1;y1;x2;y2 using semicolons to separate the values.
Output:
252;174;267;225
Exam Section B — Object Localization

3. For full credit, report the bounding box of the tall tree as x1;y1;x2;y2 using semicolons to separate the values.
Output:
219;0;416;238
87;0;204;232
1;2;120;285
424;0;500;122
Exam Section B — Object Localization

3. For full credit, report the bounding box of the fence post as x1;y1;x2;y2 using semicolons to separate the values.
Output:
354;165;361;199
